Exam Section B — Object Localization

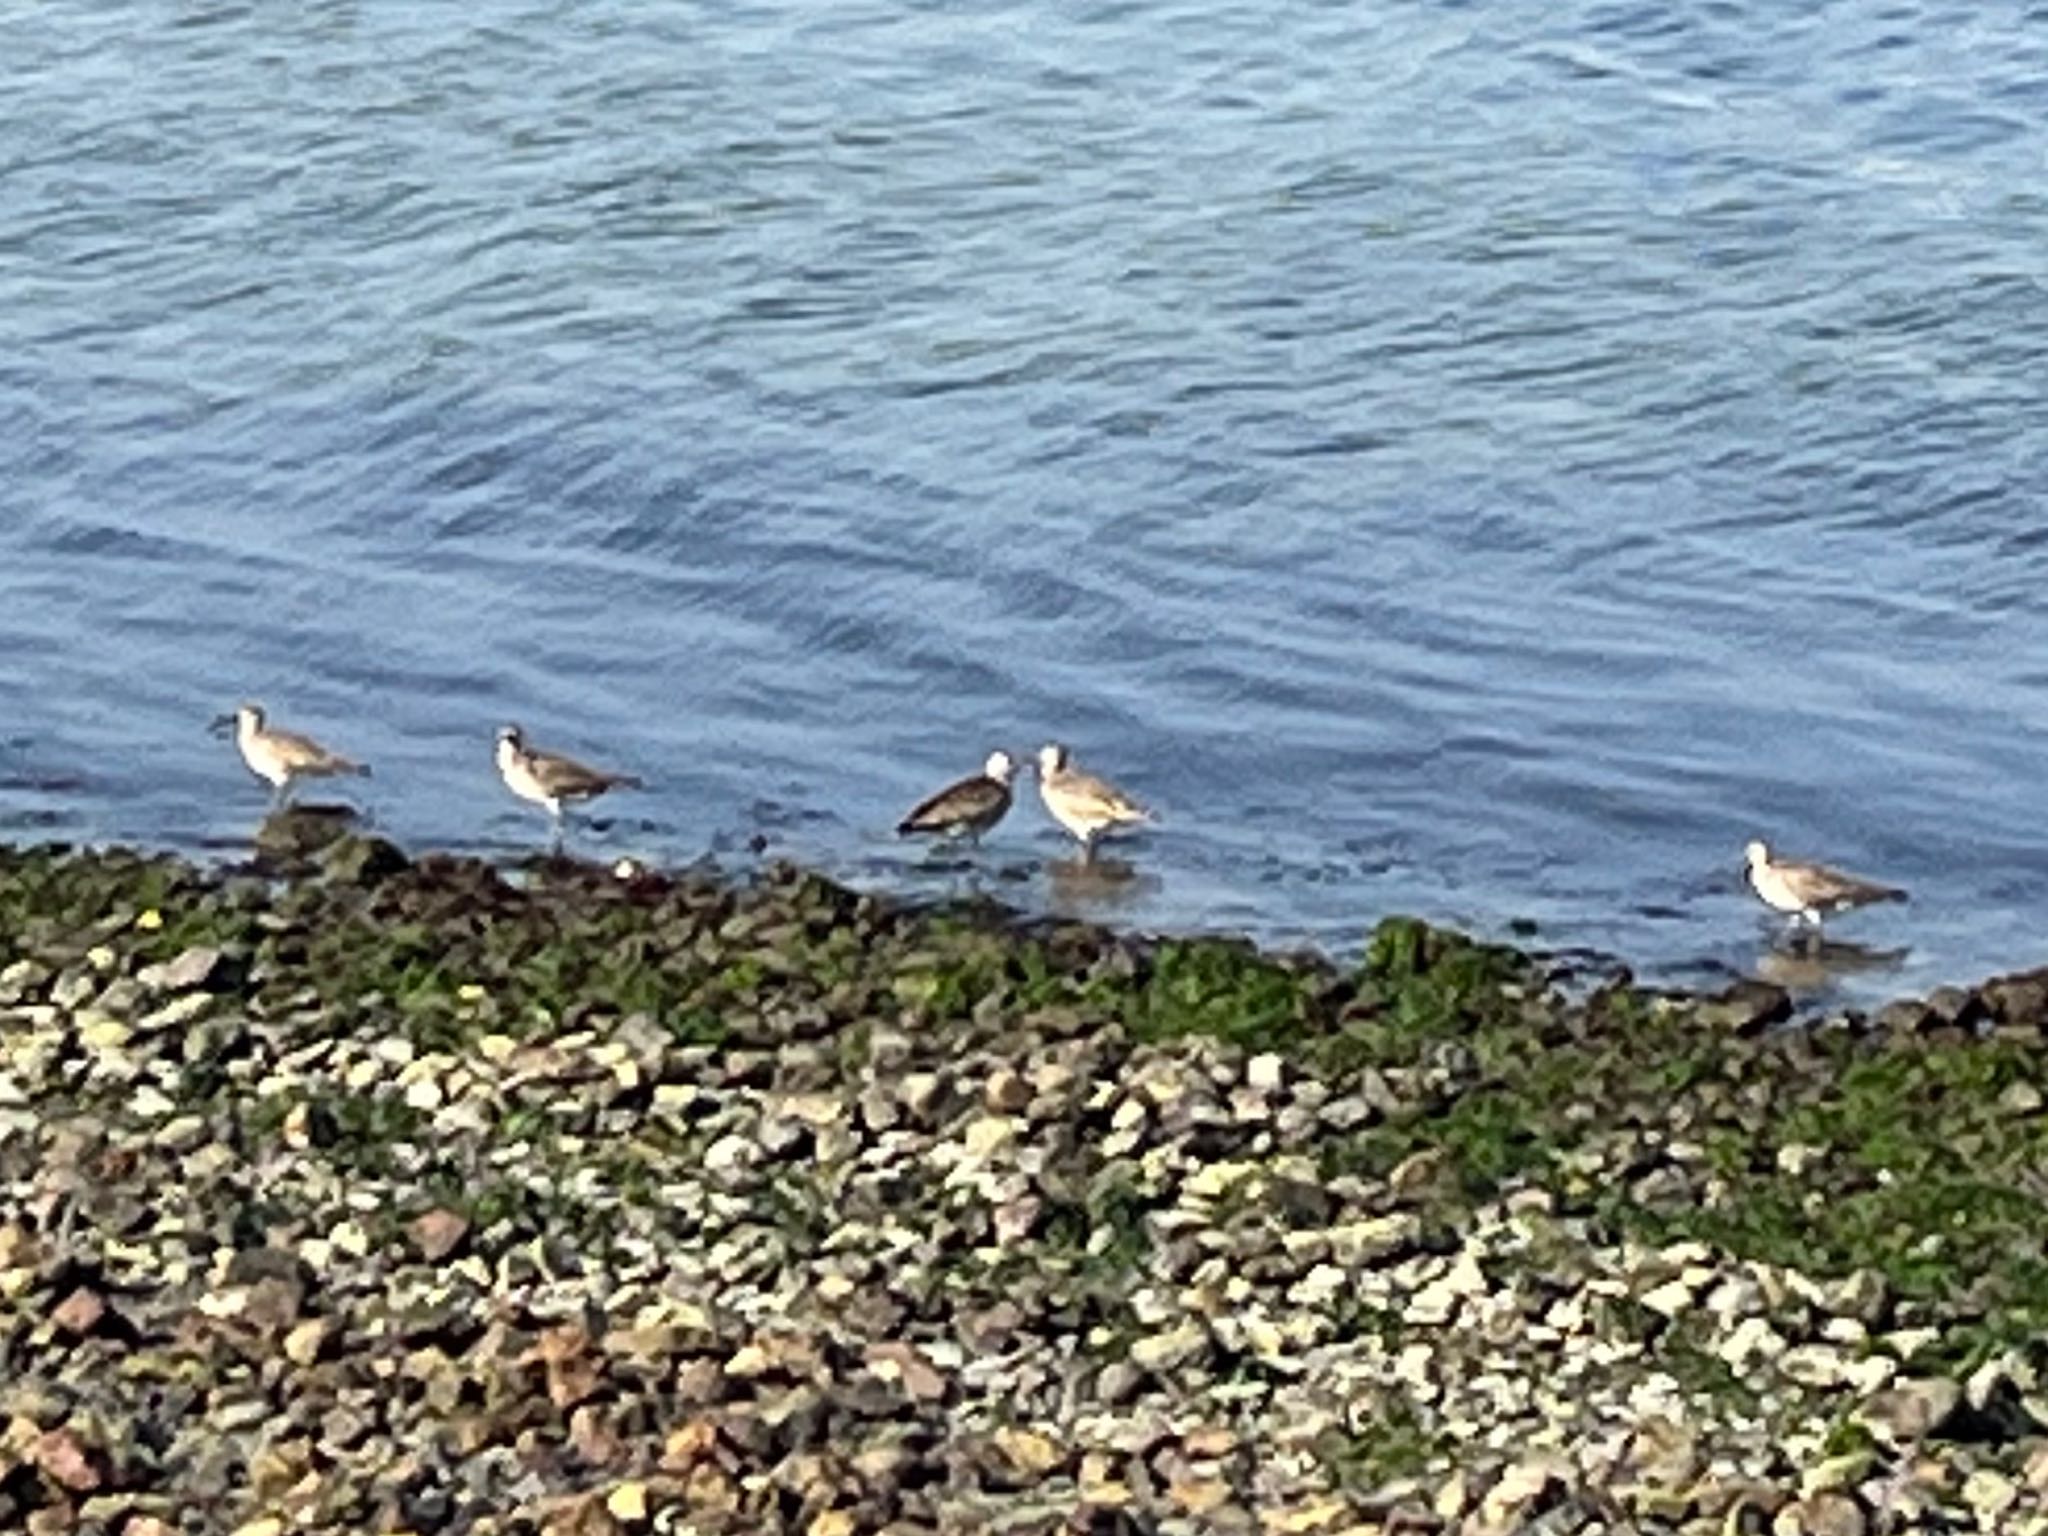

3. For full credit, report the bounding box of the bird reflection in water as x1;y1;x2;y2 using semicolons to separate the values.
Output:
1753;931;1908;994
1046;854;1160;917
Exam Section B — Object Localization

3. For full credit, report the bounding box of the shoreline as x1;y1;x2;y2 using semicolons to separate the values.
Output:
1;832;2046;1534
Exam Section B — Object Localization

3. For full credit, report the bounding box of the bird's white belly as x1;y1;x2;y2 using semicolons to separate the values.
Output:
1041;785;1106;838
240;740;292;787
501;758;558;810
1749;864;1807;914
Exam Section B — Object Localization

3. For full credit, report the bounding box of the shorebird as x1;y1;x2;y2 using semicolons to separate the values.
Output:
495;724;642;845
897;750;1016;845
212;703;368;805
1036;742;1153;860
1745;840;1905;929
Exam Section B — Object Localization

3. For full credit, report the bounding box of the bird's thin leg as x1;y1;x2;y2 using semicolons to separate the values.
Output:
1081;832;1098;866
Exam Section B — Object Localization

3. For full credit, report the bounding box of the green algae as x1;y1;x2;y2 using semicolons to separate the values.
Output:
5;844;2048;1368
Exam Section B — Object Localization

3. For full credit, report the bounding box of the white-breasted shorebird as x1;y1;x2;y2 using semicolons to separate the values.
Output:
1745;840;1905;929
897;750;1016;844
212;703;368;806
496;724;642;845
1036;742;1152;860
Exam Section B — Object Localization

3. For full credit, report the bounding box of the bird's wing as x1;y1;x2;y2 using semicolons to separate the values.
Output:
530;750;638;798
1781;860;1903;909
271;729;362;775
1061;769;1152;823
899;775;1007;832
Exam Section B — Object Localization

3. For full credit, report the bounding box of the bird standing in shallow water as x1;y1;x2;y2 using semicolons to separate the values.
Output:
495;724;642;849
214;703;368;807
1036;742;1152;861
897;750;1016;845
1745;840;1905;930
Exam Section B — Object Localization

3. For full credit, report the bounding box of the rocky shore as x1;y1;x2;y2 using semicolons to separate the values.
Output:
2;832;2047;1535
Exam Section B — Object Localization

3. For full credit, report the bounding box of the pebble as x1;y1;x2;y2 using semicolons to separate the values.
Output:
0;848;2039;1536
1776;1492;1866;1536
606;1481;650;1524
1246;1053;1285;1093
1963;1468;2019;1524
1130;1322;1208;1373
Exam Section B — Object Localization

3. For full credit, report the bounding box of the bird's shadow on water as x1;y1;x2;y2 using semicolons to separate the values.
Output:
1751;929;1910;995
1045;853;1161;917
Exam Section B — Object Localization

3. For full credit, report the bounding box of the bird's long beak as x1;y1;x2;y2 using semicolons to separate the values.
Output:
207;713;236;737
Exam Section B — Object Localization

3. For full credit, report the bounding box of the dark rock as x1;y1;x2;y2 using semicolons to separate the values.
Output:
253;805;358;864
225;1245;309;1292
1925;986;1988;1030
1872;999;1932;1034
1698;979;1791;1033
1981;968;2048;1029
1952;1369;2044;1444
1267;1177;1335;1228
317;833;410;887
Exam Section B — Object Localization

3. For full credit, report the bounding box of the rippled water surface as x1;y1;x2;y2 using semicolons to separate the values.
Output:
6;1;2048;1002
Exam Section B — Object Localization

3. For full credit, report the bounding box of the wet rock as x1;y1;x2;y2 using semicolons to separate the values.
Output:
1981;967;2048;1028
317;833;409;886
0;845;2044;1534
253;806;356;864
1872;999;1932;1034
1925;985;1987;1029
1699;980;1791;1033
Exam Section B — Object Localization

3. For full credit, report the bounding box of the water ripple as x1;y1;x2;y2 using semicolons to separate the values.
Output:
1;0;2045;1003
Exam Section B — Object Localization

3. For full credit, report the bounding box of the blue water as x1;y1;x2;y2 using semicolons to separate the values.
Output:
4;1;2048;1004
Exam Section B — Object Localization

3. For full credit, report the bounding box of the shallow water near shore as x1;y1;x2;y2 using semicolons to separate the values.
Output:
4;1;2048;1004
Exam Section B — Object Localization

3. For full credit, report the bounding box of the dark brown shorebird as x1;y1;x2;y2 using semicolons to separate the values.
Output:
495;724;642;846
897;750;1016;845
1745;839;1905;929
212;702;369;807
